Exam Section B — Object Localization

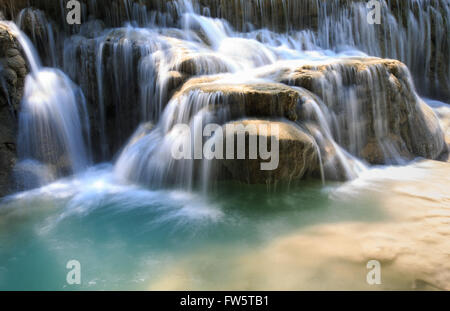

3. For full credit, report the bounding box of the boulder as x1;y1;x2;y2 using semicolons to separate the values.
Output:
218;119;319;184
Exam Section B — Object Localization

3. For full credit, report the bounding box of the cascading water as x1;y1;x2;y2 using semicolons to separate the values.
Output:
18;69;91;173
0;0;446;191
109;4;443;190
105;0;450;98
16;8;58;67
0;21;91;189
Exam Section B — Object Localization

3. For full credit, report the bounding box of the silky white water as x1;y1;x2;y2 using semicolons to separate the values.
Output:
0;22;91;190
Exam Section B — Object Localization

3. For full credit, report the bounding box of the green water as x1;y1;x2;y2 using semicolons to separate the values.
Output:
0;164;385;290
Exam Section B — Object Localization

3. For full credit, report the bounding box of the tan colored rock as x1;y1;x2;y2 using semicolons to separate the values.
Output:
174;53;232;76
177;80;301;122
218;119;319;184
6;54;26;70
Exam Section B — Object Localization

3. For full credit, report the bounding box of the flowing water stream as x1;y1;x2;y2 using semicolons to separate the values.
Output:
0;0;449;290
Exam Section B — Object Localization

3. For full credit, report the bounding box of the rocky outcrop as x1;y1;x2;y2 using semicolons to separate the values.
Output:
176;79;301;122
278;58;447;164
218;119;319;184
118;58;447;186
0;23;28;196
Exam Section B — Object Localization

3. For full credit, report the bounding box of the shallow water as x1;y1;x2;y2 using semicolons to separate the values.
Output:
1;160;448;290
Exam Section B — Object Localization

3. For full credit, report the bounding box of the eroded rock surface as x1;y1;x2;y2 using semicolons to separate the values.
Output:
218;119;319;184
0;23;28;196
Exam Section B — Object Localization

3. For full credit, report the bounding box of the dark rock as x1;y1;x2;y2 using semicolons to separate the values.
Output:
0;23;28;197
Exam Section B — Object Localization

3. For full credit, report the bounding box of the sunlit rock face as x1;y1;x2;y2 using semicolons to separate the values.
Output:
428;99;450;161
218;119;320;184
176;81;301;122
114;76;364;189
0;23;28;196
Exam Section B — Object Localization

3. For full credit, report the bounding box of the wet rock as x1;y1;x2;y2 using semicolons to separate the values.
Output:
279;57;447;164
79;20;105;39
0;24;28;109
218;119;319;184
166;71;186;94
6;48;20;57
176;80;301;122
6;54;26;70
0;23;28;197
2;67;17;84
12;159;56;191
0;121;17;196
174;53;232;76
15;8;58;66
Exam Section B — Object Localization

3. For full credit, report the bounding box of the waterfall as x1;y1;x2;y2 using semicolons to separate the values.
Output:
158;0;450;99
48;0;447;162
0;21;91;189
109;2;445;190
114;76;367;190
17;69;91;174
1;0;448;192
16;8;58;67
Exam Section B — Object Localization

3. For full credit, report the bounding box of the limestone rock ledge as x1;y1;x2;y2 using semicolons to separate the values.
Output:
277;58;448;165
